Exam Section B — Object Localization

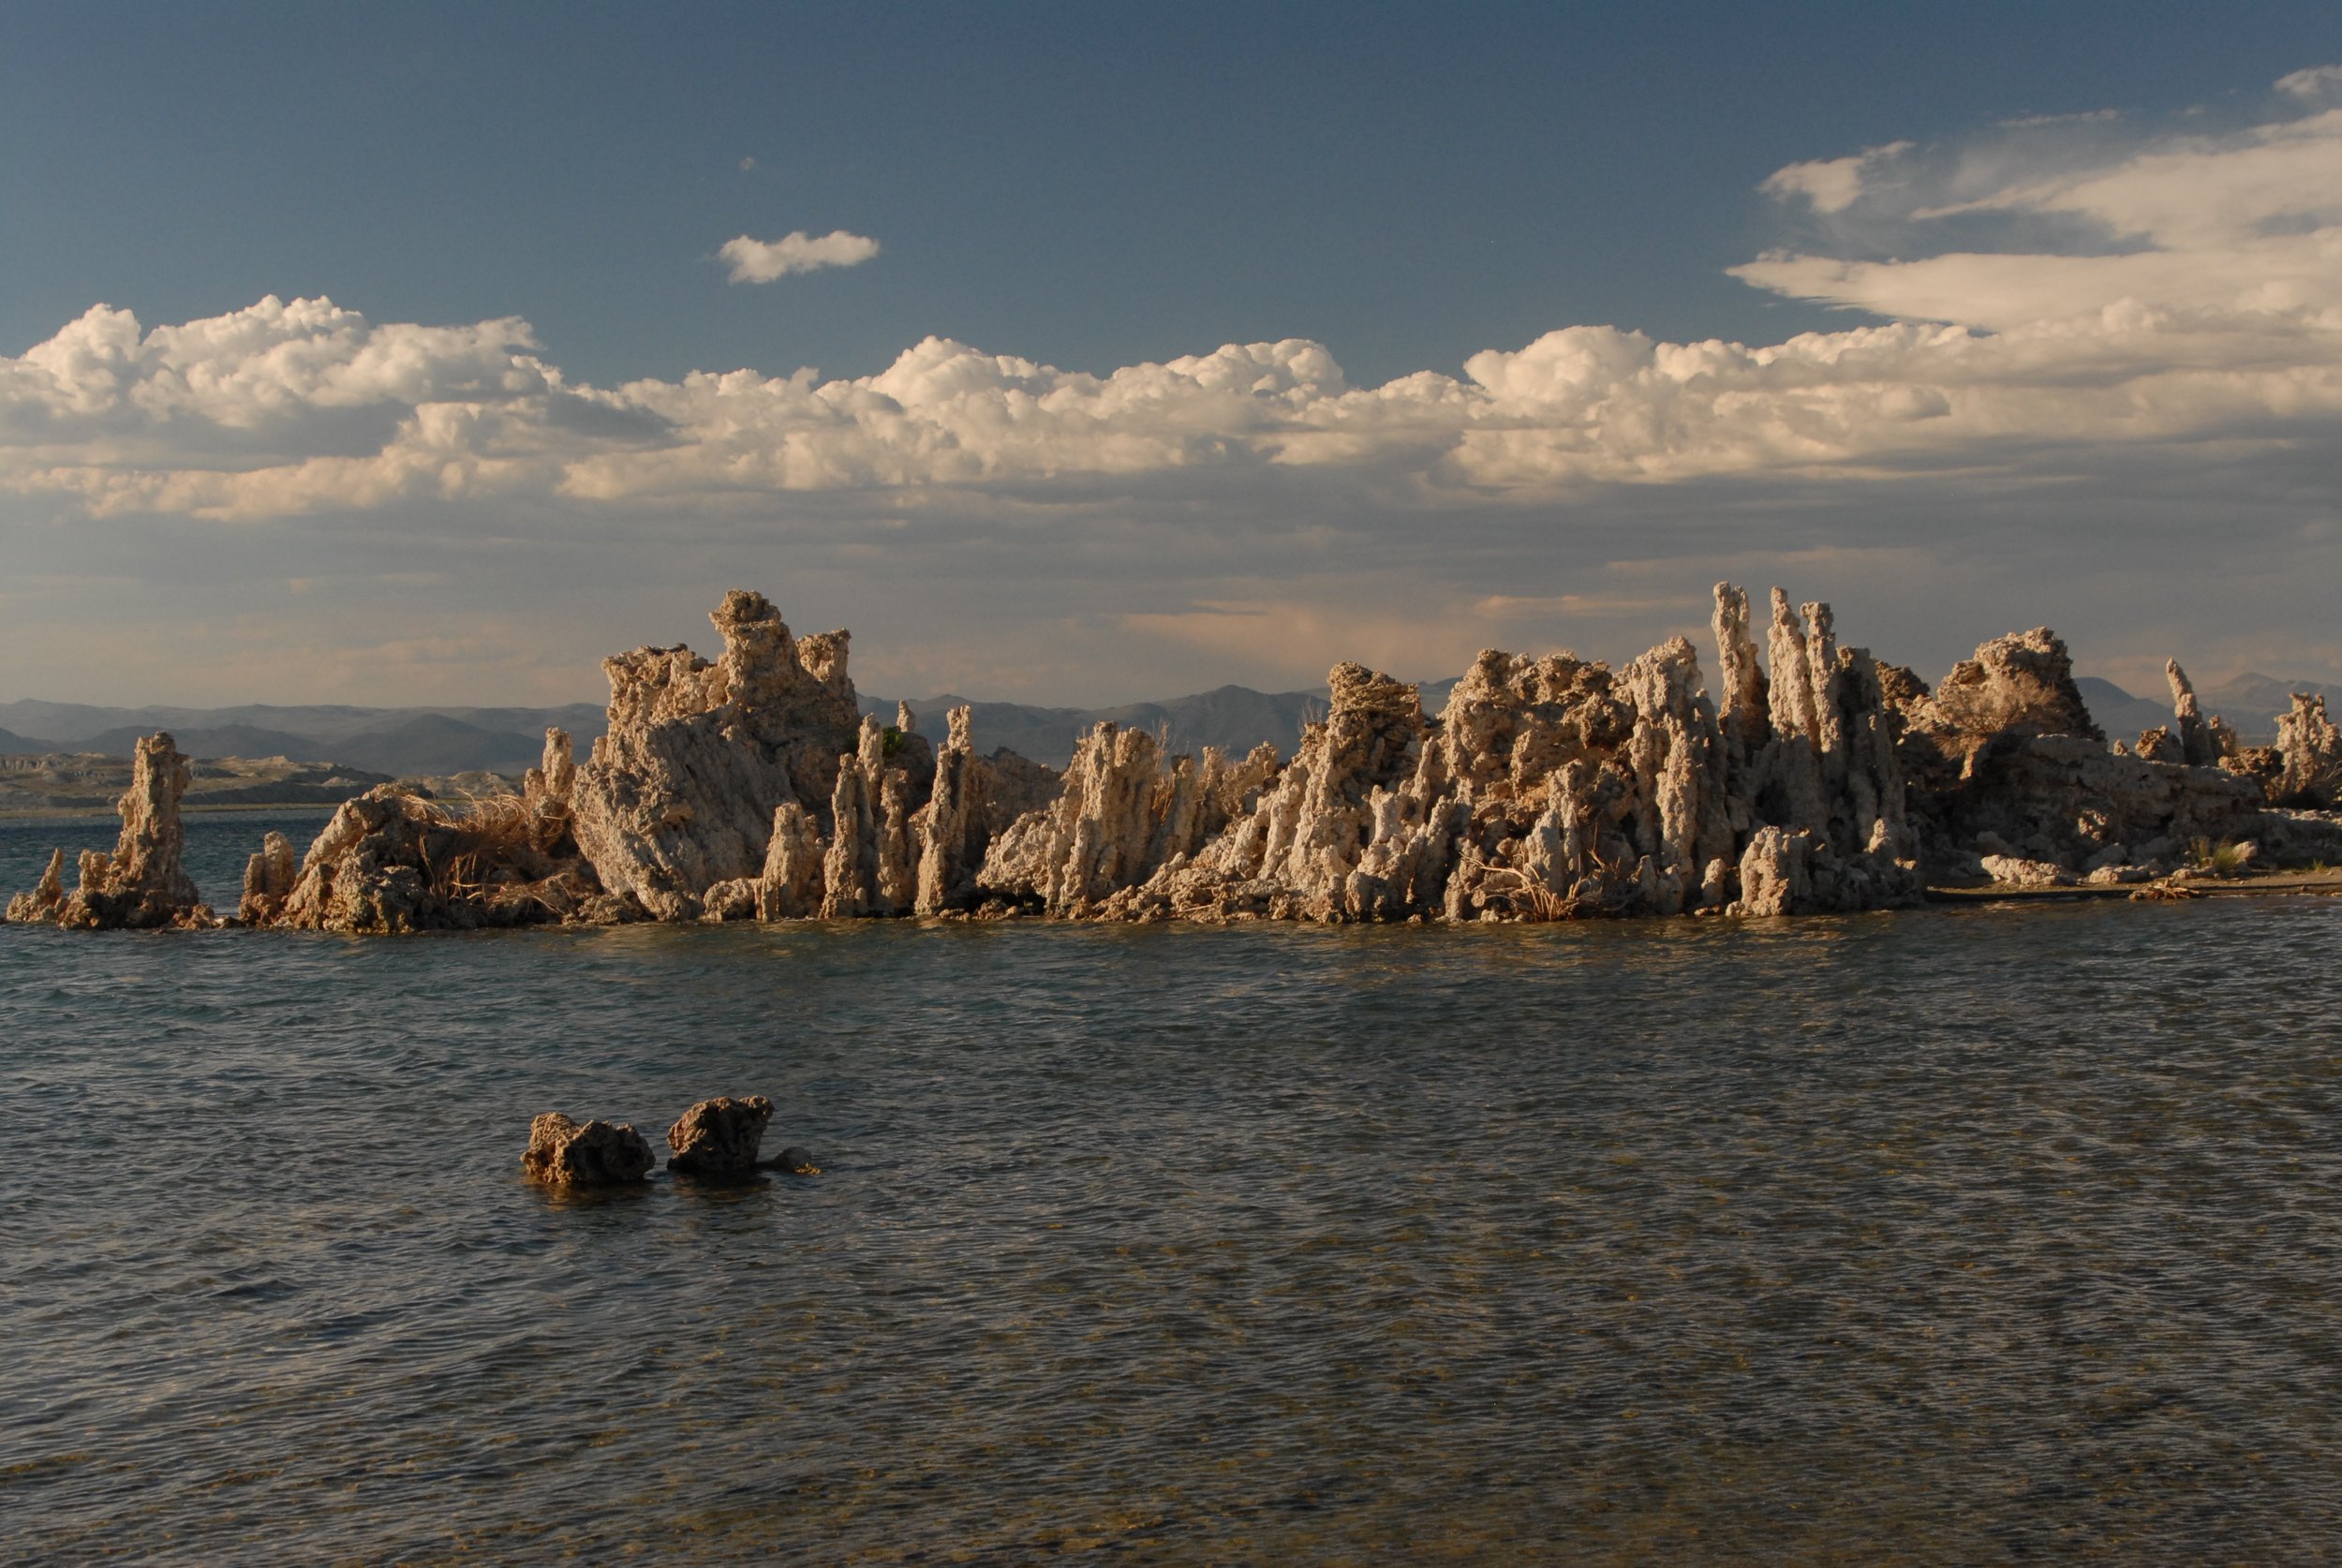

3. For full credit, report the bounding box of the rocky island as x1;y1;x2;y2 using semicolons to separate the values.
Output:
8;585;2341;934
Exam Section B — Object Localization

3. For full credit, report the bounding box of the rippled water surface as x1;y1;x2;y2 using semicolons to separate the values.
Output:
5;816;2342;1563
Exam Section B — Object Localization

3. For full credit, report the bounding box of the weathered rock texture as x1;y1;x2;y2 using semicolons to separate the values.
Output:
252;731;602;934
571;590;862;919
6;732;212;929
1890;638;2261;879
5;849;67;925
2275;693;2342;807
523;1113;655;1186
962;588;1921;921
666;1095;775;1175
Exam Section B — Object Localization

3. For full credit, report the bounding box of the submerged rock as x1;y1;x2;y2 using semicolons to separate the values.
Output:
523;1113;655;1185
666;1095;775;1176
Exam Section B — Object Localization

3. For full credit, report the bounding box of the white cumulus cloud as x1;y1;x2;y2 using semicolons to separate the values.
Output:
3;70;2341;526
718;229;881;284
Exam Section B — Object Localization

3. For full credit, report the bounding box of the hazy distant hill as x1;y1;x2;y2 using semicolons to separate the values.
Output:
2072;678;2176;744
0;700;607;778
2075;673;2335;746
7;664;2330;779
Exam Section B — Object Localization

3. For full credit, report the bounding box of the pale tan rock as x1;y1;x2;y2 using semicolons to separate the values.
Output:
571;590;861;920
979;720;1181;911
524;1113;654;1185
666;1095;774;1176
1904;629;2100;786
914;706;984;914
1979;853;2072;888
237;832;298;925
31;733;214;930
4;849;66;925
265;783;599;933
2167;660;2217;767
821;716;887;916
2275;692;2342;806
757;800;826;919
699;878;762;922
1735;826;1813;916
1711;583;1769;765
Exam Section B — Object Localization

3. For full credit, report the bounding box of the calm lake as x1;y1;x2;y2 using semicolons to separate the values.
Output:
4;813;2339;1562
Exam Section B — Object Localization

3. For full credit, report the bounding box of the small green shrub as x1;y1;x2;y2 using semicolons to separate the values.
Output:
882;725;904;758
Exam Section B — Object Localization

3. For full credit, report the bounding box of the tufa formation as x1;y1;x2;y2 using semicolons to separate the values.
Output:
11;585;2341;932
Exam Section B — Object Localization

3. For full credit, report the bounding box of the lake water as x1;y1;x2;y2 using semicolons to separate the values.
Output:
4;813;2341;1562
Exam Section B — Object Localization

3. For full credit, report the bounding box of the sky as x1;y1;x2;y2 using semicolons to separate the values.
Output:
4;1;2340;709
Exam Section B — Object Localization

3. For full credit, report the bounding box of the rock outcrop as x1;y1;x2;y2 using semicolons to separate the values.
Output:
570;590;863;920
958;588;1921;922
5;850;66;925
2275;693;2342;807
1893;639;2263;880
666;1095;774;1176
29;584;2331;940
237;832;299;925
254;733;602;934
523;1113;655;1186
6;732;212;929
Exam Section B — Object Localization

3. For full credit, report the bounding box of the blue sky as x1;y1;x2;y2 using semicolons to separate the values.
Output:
4;3;2341;706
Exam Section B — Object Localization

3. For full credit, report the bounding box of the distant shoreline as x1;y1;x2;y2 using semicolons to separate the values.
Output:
0;801;347;824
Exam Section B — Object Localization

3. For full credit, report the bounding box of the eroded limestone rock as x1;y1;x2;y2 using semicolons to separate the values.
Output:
260;762;600;934
5;849;66;925
2275;693;2342;806
7;733;213;930
524;1113;654;1186
571;590;861;920
238;832;298;925
666;1095;774;1176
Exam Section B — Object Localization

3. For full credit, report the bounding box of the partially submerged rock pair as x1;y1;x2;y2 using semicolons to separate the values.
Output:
523;1095;817;1187
9;584;2342;932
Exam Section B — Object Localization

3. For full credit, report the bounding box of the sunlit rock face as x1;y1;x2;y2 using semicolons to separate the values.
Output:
571;589;862;920
256;732;601;935
2275;693;2342;807
4;732;212;930
962;587;1921;922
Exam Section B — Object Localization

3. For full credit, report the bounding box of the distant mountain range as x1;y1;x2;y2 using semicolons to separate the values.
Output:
0;668;2327;777
0;701;608;777
2072;673;2335;745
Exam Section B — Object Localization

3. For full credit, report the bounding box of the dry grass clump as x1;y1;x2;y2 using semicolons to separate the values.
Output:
2186;836;2250;875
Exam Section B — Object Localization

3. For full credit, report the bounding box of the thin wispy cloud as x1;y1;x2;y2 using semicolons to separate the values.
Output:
718;229;881;284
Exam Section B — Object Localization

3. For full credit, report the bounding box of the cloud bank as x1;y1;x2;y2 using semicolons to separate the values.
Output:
719;229;882;283
7;74;2341;525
